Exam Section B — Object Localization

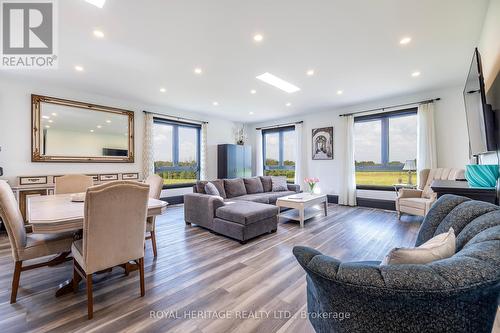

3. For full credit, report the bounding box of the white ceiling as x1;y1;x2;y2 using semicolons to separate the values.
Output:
3;0;489;122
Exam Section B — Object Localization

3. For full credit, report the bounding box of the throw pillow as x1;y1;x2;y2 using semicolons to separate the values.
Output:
196;180;227;198
204;182;220;196
271;176;288;192
224;178;247;198
259;176;273;192
381;228;455;265
243;177;264;194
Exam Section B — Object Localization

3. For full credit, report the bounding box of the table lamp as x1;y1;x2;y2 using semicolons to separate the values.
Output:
403;160;416;185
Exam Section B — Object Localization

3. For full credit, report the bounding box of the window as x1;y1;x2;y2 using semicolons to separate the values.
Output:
354;109;417;187
153;119;200;186
263;126;295;182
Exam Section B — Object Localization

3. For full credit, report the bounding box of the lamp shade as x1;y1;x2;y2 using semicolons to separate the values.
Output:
403;159;416;171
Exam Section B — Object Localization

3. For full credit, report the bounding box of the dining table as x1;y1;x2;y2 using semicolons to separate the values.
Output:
27;193;168;296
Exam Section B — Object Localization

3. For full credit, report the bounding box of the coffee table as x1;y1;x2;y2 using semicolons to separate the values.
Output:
276;193;328;228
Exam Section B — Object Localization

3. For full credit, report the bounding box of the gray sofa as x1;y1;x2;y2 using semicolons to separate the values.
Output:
184;176;300;243
293;194;500;333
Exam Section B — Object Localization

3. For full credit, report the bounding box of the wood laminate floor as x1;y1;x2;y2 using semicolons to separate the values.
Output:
0;204;490;333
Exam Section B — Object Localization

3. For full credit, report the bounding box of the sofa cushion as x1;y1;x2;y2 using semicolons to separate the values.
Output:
204;182;220;196
224;178;247;198
271;176;288;192
196;180;227;198
216;201;278;225
381;228;455;265
260;191;296;204
243;177;264;194
399;197;434;210
259;176;273;192
229;193;269;204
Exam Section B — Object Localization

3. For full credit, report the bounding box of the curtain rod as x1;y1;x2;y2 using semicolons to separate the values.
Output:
339;98;441;117
255;121;303;131
143;110;208;124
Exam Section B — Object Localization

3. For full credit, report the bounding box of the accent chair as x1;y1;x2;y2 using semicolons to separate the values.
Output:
144;174;163;257
54;174;94;194
0;180;73;304
396;168;464;218
71;181;149;319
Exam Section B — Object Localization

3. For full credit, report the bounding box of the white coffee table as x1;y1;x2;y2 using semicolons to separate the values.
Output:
276;193;328;228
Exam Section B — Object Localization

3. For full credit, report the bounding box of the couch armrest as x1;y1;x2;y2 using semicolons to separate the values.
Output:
184;193;224;228
397;188;423;199
287;184;301;192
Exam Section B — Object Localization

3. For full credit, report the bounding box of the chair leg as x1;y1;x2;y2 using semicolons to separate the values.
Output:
138;257;145;297
10;261;22;304
72;263;80;293
150;231;157;258
86;274;93;319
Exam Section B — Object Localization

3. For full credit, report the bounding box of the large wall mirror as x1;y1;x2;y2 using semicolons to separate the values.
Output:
32;95;134;162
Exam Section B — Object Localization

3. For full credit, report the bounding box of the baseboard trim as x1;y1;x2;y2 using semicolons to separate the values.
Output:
162;195;184;205
356;198;396;211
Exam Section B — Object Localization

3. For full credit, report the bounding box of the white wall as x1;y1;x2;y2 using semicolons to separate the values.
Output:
478;0;500;91
0;77;236;197
247;86;470;200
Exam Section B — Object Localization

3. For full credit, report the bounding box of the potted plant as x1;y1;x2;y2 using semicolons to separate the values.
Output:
304;177;320;193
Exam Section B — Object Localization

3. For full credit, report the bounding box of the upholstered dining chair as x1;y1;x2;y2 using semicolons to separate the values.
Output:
144;174;163;257
396;168;465;218
55;174;94;194
0;180;74;304
71;181;149;319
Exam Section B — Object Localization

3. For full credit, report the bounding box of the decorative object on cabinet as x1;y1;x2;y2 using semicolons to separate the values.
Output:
234;125;247;145
31;94;135;163
217;144;252;179
312;127;333;160
465;164;499;188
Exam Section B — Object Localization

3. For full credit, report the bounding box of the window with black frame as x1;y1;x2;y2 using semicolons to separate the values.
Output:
153;118;201;187
262;126;295;182
354;109;417;188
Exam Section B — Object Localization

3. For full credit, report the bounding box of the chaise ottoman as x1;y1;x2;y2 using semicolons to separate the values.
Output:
213;201;278;244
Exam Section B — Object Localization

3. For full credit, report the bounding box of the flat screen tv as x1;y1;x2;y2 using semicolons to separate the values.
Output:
463;48;497;156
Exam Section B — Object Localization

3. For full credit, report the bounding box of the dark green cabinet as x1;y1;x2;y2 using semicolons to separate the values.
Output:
217;144;252;179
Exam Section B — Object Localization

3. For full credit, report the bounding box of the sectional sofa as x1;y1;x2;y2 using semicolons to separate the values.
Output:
184;176;300;243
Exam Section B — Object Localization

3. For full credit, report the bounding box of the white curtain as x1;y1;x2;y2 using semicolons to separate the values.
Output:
255;129;264;176
339;115;357;206
417;102;437;184
142;113;155;180
199;123;208;180
294;123;304;185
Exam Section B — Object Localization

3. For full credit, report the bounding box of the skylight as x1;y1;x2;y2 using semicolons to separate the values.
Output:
256;72;300;93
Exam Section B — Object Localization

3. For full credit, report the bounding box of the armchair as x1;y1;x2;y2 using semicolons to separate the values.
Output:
396;168;464;218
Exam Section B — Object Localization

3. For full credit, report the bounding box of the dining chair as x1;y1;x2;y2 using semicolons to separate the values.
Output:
144;174;163;257
55;174;94;194
71;181;149;319
0;180;73;304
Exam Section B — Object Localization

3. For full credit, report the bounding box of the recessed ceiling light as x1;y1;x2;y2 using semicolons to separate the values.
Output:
106;120;111;123
194;67;203;75
159;87;166;93
253;34;263;42
411;71;421;77
51;112;57;116
256;72;300;93
90;129;95;133
85;0;106;8
250;89;257;94
74;65;84;72
306;69;315;76
93;30;104;38
249;111;254;115
45;125;50;128
212;101;219;106
400;37;412;45
42;115;50;119
97;125;102;129
48;120;53;123
286;102;292;107
337;90;344;95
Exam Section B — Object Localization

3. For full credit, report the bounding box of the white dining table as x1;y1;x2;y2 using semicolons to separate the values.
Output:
28;193;168;234
26;193;168;297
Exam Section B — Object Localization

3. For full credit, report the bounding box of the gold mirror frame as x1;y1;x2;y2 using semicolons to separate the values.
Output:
31;94;135;163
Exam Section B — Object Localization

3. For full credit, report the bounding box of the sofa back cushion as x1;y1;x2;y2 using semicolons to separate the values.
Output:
259;176;273;192
243;177;264;194
196;180;227;199
224;178;247;198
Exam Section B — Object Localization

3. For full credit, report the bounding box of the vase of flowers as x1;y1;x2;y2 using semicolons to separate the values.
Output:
304;177;319;193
